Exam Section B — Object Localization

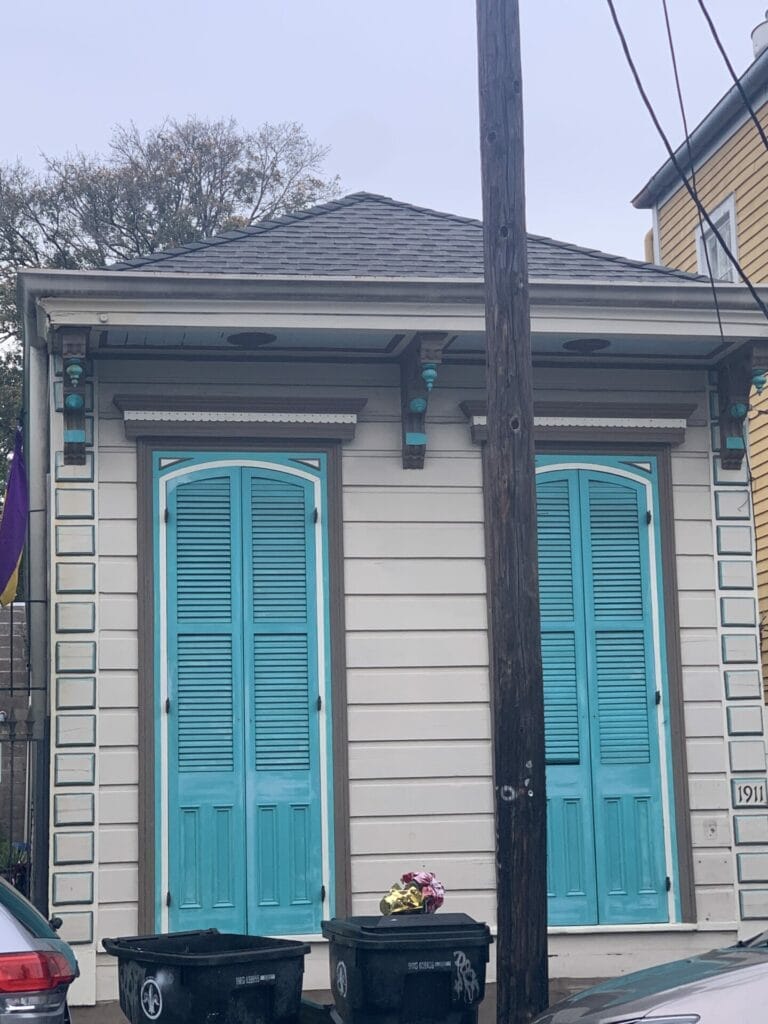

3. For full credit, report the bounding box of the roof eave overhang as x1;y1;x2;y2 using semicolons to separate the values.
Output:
18;267;768;349
633;49;768;209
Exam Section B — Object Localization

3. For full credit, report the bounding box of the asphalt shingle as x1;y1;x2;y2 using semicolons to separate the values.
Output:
109;192;705;284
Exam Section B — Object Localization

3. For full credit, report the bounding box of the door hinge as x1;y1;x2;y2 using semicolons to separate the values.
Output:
164;507;169;523
165;698;171;714
321;884;326;902
665;876;672;892
655;690;662;706
646;510;652;525
313;507;319;523
317;695;322;712
166;891;172;907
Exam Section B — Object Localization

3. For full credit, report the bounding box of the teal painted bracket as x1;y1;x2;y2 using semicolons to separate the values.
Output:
400;333;449;469
59;329;90;466
716;346;753;471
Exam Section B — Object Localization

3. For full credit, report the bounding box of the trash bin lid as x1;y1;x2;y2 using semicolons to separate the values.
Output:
103;930;311;966
321;915;492;949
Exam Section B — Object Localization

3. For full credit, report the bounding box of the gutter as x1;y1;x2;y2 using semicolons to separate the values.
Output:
18;268;768;339
633;48;768;209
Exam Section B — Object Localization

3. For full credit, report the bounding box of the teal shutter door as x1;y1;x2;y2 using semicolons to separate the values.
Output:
167;469;247;932
537;474;598;925
536;463;669;926
242;471;323;934
165;462;325;934
581;473;667;923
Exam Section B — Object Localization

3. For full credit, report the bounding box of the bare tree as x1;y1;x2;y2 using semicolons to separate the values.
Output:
0;116;340;341
0;116;340;457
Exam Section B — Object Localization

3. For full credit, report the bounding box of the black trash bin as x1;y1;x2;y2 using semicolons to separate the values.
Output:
103;929;310;1024
321;915;492;1024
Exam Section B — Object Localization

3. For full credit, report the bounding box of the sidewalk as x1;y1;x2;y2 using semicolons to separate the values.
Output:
70;980;596;1022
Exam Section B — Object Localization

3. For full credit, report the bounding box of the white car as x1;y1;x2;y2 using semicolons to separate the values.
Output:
533;933;768;1023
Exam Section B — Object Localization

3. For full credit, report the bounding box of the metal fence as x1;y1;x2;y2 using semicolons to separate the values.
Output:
0;603;48;909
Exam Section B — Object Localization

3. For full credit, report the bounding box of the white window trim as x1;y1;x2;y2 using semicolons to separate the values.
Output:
695;193;738;282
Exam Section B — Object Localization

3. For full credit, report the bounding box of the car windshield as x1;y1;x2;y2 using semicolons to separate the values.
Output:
0;880;57;940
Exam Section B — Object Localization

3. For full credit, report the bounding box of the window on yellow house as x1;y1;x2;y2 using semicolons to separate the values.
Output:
696;194;738;282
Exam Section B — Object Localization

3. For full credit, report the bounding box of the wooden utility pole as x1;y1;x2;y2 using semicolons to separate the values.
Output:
475;2;548;1021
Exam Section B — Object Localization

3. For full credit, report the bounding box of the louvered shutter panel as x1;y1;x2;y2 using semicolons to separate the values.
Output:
536;471;598;925
587;480;651;765
537;477;580;765
250;479;311;771
581;473;667;924
244;471;322;934
167;470;247;933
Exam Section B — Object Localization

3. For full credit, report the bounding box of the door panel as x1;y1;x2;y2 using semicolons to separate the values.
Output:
537;464;669;927
580;473;667;924
164;462;324;934
537;474;598;925
167;470;247;932
243;470;322;934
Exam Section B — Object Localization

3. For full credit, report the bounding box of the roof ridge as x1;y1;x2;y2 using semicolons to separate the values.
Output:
343;191;484;228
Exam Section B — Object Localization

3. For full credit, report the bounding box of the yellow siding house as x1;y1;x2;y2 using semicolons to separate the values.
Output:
634;12;768;695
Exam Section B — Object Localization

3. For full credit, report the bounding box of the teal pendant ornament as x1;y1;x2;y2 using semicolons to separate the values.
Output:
421;363;438;391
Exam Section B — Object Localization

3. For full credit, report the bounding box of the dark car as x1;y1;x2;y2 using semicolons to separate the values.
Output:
0;876;78;1022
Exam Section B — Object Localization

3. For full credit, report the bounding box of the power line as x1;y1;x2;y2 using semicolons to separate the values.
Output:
605;0;768;324
696;0;768;157
660;0;725;342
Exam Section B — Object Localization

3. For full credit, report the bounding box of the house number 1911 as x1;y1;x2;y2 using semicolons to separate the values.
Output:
732;779;768;808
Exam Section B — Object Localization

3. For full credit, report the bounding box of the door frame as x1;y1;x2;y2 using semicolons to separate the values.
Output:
136;439;351;934
537;455;676;923
481;441;695;923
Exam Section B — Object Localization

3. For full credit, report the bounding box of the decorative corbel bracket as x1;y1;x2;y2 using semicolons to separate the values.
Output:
400;332;449;469
59;328;90;465
717;343;768;470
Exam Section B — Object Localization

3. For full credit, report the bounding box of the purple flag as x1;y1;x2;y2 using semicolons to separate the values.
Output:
0;428;28;606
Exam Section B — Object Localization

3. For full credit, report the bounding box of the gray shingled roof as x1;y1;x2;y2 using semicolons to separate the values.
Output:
110;192;704;284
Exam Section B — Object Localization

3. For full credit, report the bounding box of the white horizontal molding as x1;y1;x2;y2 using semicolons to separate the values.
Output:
461;400;695;446
125;410;358;425
114;394;367;441
537;415;687;429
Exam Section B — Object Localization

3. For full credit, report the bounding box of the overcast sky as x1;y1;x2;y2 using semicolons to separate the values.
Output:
3;1;762;260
